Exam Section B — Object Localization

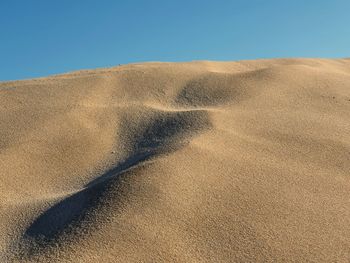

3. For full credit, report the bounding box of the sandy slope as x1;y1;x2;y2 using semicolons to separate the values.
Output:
0;59;349;262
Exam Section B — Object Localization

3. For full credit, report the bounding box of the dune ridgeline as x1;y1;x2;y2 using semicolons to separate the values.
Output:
0;59;350;262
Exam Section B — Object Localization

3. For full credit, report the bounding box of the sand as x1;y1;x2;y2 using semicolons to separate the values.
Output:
0;58;349;262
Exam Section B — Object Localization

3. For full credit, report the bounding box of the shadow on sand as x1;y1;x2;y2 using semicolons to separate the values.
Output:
19;109;211;257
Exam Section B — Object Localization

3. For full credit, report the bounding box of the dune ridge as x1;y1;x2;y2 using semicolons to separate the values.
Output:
0;59;350;262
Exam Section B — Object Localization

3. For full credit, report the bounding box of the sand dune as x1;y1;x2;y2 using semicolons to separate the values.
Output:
0;59;350;262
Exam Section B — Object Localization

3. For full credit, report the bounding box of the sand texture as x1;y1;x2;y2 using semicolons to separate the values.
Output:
0;59;350;262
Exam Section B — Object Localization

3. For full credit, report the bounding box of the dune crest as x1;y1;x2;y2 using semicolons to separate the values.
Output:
1;59;350;262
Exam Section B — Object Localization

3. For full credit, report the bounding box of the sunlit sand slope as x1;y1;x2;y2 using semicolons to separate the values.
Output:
0;59;350;262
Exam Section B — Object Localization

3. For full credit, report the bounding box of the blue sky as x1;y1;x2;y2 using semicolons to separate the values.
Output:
1;0;349;81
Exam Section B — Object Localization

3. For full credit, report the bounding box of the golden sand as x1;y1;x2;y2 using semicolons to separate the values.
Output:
0;59;349;262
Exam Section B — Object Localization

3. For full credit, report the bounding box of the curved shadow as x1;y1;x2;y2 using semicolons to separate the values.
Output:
21;109;211;256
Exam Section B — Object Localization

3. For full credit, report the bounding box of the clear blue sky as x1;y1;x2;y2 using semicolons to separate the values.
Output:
1;0;349;81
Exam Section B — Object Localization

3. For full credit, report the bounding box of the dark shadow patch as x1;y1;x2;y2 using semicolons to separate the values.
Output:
18;109;211;258
175;73;238;107
88;109;210;187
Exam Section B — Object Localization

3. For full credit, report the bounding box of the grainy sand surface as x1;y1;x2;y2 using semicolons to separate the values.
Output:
0;59;350;262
